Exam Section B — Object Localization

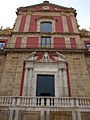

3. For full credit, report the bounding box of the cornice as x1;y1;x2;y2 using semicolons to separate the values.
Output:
11;31;80;36
4;48;87;54
80;33;90;38
0;34;11;37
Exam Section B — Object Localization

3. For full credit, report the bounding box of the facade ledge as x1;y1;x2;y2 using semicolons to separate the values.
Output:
4;48;87;53
11;31;80;36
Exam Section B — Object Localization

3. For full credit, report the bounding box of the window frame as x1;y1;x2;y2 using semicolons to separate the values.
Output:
0;40;7;50
40;36;51;47
84;41;90;51
86;44;90;51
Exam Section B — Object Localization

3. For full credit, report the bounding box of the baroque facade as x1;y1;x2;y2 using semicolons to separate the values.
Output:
0;1;90;120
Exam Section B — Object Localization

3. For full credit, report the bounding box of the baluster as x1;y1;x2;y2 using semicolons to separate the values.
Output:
54;98;58;107
41;98;44;106
12;97;15;106
21;97;23;106
84;99;87;107
76;98;79;107
82;99;84;106
71;98;74;107
34;98;36;106
38;98;41;106
58;98;61;107
47;98;50;106
31;97;33;106
17;97;20;106
4;97;7;105
79;99;82;107
0;97;1;105
24;97;27;106
65;98;67;107
28;97;30;106
0;97;3;105
9;97;11;105
8;97;10;105
67;98;69;106
51;98;54;106
25;98;28;106
89;99;90;106
62;98;64;107
27;98;30;106
29;97;32;106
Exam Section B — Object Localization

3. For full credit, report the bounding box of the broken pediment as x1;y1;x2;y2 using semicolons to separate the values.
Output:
25;52;67;63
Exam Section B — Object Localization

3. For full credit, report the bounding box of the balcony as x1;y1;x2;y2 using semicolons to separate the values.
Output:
0;96;90;110
0;97;90;120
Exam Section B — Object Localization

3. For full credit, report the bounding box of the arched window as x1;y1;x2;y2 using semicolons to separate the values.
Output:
40;22;52;32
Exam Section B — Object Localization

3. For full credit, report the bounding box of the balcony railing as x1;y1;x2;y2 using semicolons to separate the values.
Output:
0;96;90;108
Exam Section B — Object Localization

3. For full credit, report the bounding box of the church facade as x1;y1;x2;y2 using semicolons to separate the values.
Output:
0;1;90;120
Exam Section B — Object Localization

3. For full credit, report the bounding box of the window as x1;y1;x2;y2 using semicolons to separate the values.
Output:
36;74;55;96
0;42;6;50
41;37;51;46
86;44;90;51
40;22;52;32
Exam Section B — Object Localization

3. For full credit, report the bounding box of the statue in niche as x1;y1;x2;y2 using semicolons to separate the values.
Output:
43;52;50;61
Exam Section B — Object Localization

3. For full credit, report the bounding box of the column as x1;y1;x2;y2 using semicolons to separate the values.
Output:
9;98;15;120
27;67;33;96
40;111;45;120
9;110;13;120
77;111;81;120
46;111;50;120
58;68;63;97
14;108;19;120
63;68;68;96
72;111;76;120
22;68;28;96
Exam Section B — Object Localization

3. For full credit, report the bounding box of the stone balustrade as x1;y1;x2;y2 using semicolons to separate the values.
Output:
0;96;90;109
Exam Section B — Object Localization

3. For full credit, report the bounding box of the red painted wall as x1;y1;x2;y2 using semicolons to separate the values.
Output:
15;37;22;48
70;38;77;49
36;52;43;60
54;37;65;48
29;15;39;32
50;52;56;61
55;16;63;32
20;62;25;96
32;6;42;11
19;15;26;32
66;16;74;32
66;63;71;97
26;37;38;48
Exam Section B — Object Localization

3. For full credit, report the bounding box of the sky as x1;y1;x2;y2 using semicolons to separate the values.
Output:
0;0;90;30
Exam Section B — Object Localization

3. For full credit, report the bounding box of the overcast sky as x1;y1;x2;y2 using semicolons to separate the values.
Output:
0;0;90;30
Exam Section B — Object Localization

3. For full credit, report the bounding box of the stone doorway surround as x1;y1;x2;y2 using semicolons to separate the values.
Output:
22;52;68;97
